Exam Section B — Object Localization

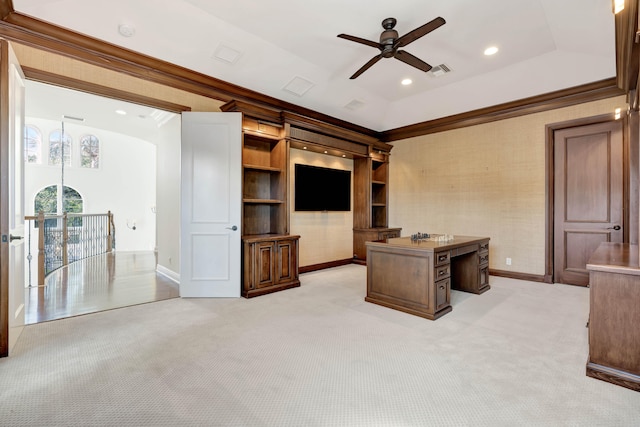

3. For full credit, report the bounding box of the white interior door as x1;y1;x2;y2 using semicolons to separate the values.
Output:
0;40;26;357
180;112;242;297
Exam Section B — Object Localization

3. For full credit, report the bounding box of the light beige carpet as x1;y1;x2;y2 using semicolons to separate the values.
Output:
1;264;639;426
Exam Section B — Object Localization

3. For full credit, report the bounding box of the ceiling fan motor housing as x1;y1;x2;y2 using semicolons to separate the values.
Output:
380;18;398;57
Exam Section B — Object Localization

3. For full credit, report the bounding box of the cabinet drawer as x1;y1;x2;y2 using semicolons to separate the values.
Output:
435;251;450;266
435;264;450;280
435;278;450;311
479;241;489;253
478;253;489;266
479;265;489;289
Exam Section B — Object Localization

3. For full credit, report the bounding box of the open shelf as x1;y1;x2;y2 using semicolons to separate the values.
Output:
243;199;284;204
243;164;283;173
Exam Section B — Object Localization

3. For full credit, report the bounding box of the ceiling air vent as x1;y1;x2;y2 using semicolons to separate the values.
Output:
344;99;365;110
282;76;315;97
213;44;242;64
430;63;452;77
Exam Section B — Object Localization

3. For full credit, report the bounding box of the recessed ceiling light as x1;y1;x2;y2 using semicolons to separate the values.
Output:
401;78;413;86
484;46;499;56
115;109;127;115
118;23;136;38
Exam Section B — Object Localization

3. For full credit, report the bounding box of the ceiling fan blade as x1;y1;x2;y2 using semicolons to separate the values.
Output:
394;50;432;72
337;34;381;49
394;16;446;48
350;54;383;79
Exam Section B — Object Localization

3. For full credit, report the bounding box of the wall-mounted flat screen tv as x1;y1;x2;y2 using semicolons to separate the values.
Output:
294;164;351;211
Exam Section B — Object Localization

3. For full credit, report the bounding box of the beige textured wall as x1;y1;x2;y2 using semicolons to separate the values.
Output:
289;148;354;267
389;96;628;277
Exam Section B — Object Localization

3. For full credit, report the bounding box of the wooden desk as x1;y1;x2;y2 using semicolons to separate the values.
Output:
365;236;490;320
586;243;640;392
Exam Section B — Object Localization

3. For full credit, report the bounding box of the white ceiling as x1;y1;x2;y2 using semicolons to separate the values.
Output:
14;0;616;132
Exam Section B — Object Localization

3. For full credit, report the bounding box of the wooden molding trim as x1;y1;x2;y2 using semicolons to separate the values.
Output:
615;0;640;97
23;66;191;113
0;0;12;20
382;79;625;141
299;259;354;274
220;100;283;124
283;112;380;146
0;40;12;357
489;269;547;283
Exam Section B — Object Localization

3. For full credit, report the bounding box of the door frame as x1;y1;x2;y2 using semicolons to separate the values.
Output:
544;112;636;283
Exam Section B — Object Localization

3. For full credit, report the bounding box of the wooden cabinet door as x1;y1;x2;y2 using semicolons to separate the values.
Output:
255;241;275;289
275;239;297;283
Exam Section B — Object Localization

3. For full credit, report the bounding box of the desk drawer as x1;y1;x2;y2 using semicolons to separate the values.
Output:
435;251;450;266
479;253;489;266
435;264;450;280
479;241;489;254
435;278;450;311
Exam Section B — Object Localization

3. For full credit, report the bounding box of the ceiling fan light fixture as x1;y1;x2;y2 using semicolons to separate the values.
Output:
401;78;413;86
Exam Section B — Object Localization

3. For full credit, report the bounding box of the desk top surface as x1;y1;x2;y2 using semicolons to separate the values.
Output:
366;235;489;252
587;242;640;276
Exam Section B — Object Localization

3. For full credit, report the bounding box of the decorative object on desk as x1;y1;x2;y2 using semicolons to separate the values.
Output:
411;232;430;241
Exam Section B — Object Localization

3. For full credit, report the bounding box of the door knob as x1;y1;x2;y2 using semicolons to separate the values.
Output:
9;234;23;241
607;225;621;231
226;225;238;231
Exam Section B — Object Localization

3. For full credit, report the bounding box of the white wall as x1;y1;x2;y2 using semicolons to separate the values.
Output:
25;117;157;252
289;148;353;267
155;115;181;278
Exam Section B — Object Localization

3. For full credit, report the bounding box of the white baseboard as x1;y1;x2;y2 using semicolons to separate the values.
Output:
156;264;180;285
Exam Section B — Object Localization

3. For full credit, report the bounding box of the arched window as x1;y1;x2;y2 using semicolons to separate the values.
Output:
49;129;72;166
80;134;100;168
24;124;42;164
34;185;83;227
34;185;57;214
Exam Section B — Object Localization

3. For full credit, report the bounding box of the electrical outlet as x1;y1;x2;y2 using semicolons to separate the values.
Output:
506;257;512;266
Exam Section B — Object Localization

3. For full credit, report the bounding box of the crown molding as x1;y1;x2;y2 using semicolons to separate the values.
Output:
381;78;624;142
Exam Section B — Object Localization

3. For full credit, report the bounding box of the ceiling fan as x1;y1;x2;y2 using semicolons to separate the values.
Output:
338;16;446;79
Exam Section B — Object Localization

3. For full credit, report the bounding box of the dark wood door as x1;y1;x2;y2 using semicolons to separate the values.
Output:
553;120;623;286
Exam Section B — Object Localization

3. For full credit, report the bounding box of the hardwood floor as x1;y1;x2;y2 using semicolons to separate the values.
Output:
25;251;179;324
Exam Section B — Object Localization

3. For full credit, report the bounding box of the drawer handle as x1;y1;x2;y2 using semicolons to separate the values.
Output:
439;270;446;276
438;255;447;262
439;286;445;290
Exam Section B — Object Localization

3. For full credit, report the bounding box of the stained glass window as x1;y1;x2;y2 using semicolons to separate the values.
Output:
80;134;100;168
